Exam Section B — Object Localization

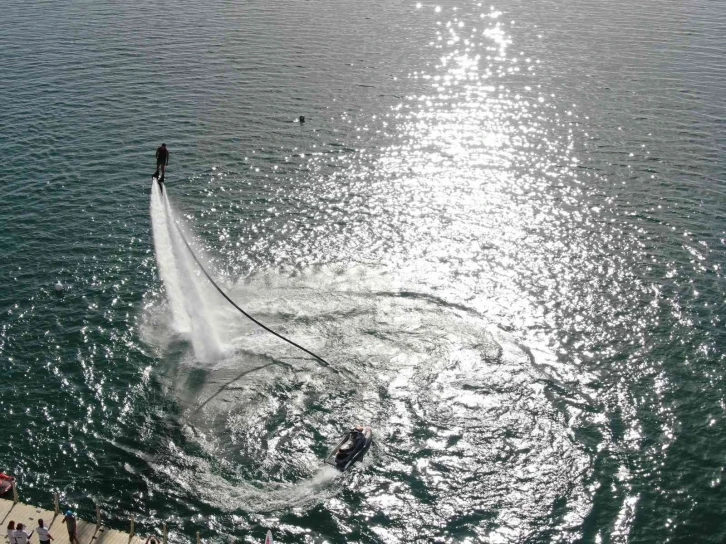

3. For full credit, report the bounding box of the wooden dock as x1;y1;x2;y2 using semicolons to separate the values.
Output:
1;496;147;544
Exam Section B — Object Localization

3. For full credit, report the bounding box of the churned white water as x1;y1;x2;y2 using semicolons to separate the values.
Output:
150;179;224;362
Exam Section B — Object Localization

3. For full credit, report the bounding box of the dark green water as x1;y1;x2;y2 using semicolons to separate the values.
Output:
1;0;725;542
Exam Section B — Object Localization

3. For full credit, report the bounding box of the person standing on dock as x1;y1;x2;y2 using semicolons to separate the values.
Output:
36;519;53;544
6;521;15;543
62;511;79;544
12;523;33;544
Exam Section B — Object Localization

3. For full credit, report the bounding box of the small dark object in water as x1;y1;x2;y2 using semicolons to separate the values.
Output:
324;426;372;471
299;115;305;123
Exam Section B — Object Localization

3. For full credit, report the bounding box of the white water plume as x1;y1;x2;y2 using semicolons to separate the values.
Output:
150;179;224;362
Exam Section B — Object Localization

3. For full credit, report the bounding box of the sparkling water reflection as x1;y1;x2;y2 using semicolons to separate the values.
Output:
1;0;725;542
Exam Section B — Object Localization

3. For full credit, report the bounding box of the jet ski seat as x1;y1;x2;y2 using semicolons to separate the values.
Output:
339;433;358;453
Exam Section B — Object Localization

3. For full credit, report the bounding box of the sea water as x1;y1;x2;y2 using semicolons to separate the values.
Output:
1;0;725;542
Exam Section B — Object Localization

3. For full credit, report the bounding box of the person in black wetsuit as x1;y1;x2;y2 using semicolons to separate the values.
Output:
154;143;170;184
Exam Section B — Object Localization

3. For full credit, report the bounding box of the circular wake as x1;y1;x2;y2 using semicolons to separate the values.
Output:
141;252;589;537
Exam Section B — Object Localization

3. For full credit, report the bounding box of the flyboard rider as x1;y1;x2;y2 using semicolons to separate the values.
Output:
153;143;169;191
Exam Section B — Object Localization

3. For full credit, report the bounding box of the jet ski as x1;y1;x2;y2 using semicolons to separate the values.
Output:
324;426;372;471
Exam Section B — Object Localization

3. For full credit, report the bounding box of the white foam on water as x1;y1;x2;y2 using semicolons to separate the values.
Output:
187;465;341;513
141;244;566;516
149;179;225;362
150;180;190;334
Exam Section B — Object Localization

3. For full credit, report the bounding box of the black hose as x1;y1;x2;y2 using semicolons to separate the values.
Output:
162;191;337;373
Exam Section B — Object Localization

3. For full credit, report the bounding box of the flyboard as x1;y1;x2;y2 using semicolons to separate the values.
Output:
152;171;165;193
265;530;273;544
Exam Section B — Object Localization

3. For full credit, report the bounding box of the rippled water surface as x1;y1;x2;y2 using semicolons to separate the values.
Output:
1;0;725;542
